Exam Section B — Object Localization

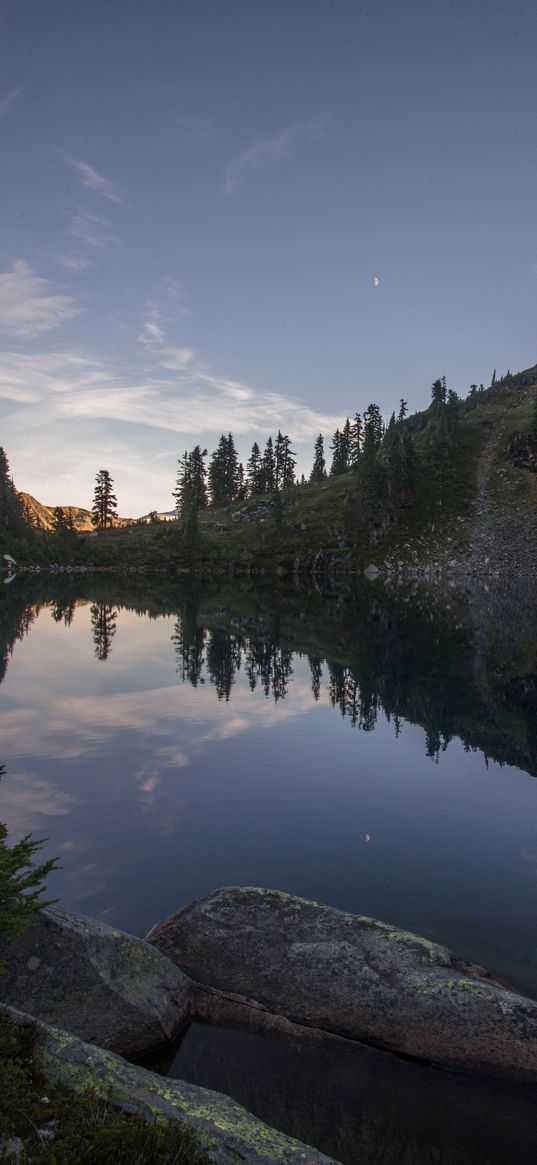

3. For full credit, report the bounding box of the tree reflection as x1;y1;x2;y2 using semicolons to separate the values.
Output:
90;603;118;661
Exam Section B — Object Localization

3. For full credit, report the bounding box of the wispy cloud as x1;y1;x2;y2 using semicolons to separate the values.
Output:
138;309;165;349
0;342;343;441
0;336;344;512
224;118;326;194
0;260;79;338
0;87;22;121
59;150;124;204
68;207;118;250
138;308;193;368
58;253;94;273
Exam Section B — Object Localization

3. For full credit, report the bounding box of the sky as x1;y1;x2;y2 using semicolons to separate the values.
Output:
1;0;536;516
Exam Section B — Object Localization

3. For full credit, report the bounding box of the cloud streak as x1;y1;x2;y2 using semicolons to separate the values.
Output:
0;87;22;121
224;119;325;194
0;260;79;338
60;151;124;204
68;208;118;250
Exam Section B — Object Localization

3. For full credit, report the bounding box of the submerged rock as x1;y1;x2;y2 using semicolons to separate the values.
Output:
0;906;191;1056
147;887;537;1081
2;1004;339;1165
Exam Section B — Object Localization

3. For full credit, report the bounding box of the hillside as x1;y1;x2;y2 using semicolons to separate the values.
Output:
18;493;131;532
74;361;537;578
11;360;537;578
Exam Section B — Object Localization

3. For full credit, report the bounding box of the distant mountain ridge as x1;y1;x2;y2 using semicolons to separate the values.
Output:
18;492;131;531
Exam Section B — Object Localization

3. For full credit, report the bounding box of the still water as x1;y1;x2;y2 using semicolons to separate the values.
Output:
2;574;537;1000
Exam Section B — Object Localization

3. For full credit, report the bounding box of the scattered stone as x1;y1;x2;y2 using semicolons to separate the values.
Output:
0;1137;24;1162
364;563;380;580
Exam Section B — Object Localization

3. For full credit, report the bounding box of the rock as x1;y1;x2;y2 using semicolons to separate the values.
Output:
2;1004;338;1165
364;563;380;580
0;906;191;1057
0;1137;24;1162
148;887;537;1082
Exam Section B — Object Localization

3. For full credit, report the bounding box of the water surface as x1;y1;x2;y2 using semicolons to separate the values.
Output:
2;574;537;998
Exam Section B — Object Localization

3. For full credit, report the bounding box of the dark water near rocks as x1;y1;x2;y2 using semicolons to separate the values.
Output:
146;1018;537;1165
2;573;537;1163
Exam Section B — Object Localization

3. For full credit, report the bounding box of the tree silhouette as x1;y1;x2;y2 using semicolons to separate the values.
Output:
90;603;118;661
91;470;118;528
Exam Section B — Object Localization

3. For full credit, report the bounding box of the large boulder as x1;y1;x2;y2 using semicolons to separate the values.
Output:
2;1004;339;1165
147;886;537;1081
0;905;191;1056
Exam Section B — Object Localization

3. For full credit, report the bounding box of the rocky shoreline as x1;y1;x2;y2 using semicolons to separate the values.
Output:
3;888;537;1163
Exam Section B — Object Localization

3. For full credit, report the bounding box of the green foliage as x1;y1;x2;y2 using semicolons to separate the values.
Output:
310;433;326;482
329;419;351;476
208;433;240;504
92;470;118;529
173;448;208;513
0;1015;210;1164
531;395;537;436
0;446;34;553
274;430;296;489
0;768;59;960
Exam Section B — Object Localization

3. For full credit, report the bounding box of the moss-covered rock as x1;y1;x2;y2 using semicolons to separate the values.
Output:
1;1004;339;1165
0;906;192;1056
148;887;537;1081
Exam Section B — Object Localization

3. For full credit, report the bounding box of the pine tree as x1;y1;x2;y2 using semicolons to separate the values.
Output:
91;470;118;528
173;447;208;513
363;403;384;448
262;436;276;493
51;507;76;537
246;442;264;495
431;377;447;410
274;432;296;489
330;420;351;475
0;766;59;948
0;447;29;544
310;434;326;482
349;413;363;465
359;403;385;513
208;433;239;504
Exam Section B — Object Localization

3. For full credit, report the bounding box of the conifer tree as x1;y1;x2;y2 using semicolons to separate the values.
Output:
0;766;59;948
173;447;208;513
359;403;385;513
431;377;447;410
208;433;240;504
262;436;276;493
246;442;264;495
91;470;118;528
310;434;326;482
349;413;363;465
330;419;351;475
0;447;29;544
275;432;296;489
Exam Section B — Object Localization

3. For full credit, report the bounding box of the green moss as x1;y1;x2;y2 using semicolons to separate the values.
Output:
422;977;491;998
0;1015;210;1164
37;1028;319;1161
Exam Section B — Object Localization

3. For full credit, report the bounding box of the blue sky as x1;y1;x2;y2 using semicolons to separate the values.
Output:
1;0;536;514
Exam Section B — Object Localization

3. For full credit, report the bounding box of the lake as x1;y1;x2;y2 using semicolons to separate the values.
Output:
3;572;537;1162
2;572;537;998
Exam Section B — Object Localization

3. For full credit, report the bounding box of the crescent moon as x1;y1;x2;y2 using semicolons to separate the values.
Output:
372;276;380;287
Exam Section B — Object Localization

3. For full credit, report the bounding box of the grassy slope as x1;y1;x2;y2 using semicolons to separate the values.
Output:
20;363;537;575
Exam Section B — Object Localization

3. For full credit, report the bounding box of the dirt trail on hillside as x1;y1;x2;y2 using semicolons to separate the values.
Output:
469;423;537;576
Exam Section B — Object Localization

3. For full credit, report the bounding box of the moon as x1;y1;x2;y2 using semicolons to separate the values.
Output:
372;276;380;287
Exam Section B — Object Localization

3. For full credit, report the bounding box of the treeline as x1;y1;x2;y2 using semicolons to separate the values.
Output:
173;377;464;520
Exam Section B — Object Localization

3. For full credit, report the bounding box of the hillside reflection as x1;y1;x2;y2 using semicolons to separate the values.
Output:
1;573;537;775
